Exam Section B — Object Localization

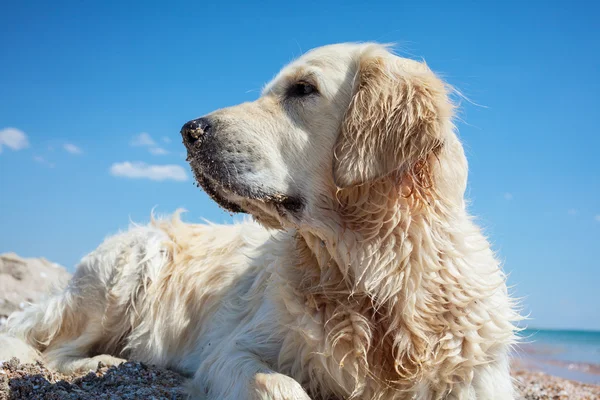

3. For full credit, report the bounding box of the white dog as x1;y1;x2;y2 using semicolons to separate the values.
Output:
7;43;520;399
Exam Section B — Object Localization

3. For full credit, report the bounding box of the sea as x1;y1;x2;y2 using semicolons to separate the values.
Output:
516;328;600;384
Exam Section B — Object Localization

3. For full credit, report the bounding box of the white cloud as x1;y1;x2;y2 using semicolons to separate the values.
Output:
130;133;169;155
130;132;156;147
503;193;513;201
33;155;55;168
109;162;187;182
568;209;578;216
149;147;169;155
63;143;82;155
162;136;172;143
595;215;600;223
0;127;29;153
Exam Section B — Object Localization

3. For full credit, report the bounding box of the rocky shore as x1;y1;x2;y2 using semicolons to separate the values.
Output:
0;358;185;400
0;253;70;328
0;357;598;400
513;367;600;399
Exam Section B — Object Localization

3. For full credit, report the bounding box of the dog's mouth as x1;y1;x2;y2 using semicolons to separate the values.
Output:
195;173;245;214
190;162;304;220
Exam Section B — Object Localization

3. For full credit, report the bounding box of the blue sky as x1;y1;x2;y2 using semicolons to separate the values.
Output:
0;1;598;331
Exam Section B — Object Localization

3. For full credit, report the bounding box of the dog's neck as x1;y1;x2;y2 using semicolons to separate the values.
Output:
296;138;474;298
298;173;454;300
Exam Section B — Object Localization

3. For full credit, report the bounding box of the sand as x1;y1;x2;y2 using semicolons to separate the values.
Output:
0;357;598;400
0;358;185;400
514;368;600;399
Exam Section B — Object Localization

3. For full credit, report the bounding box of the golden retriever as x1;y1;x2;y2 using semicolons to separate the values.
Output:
6;43;520;399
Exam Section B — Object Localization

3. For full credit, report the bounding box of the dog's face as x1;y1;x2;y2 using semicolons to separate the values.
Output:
183;43;461;229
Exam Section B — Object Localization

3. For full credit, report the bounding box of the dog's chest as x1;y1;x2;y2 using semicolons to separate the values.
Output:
274;276;393;397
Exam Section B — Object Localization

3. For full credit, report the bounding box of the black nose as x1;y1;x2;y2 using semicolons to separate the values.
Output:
181;117;212;144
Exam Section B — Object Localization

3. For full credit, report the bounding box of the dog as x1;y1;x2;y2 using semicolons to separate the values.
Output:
6;42;520;399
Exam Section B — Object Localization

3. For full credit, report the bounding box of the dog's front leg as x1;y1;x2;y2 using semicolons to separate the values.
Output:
187;353;311;400
251;372;312;400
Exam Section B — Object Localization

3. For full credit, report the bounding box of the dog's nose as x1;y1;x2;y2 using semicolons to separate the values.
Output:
181;117;212;144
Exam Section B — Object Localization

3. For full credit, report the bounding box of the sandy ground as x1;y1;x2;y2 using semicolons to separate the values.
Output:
513;368;600;399
0;358;185;400
0;357;598;400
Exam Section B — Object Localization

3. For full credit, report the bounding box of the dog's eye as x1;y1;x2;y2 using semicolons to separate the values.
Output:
287;81;318;98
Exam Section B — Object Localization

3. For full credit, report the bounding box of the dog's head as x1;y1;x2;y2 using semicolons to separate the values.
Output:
182;43;467;231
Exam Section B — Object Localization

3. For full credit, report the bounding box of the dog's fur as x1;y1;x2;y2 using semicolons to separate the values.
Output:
6;43;520;399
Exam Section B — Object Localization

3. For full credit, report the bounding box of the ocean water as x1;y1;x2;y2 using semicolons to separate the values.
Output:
517;328;600;384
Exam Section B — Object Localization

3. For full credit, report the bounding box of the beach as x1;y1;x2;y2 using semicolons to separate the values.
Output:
0;356;598;399
2;328;600;399
514;369;600;399
513;359;600;399
516;329;600;385
2;255;599;398
510;328;600;399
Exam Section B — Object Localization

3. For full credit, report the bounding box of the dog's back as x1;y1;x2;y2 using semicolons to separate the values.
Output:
5;213;270;374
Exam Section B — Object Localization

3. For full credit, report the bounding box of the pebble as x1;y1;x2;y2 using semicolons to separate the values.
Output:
0;358;185;400
1;358;599;399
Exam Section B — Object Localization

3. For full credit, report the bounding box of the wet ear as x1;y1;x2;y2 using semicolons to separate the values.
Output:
333;51;452;188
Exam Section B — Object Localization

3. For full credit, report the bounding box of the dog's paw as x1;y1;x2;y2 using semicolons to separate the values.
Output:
0;335;42;364
90;354;127;369
253;373;311;400
48;354;127;373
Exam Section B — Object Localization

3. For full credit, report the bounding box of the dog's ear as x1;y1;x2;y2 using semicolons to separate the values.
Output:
333;49;453;188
